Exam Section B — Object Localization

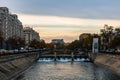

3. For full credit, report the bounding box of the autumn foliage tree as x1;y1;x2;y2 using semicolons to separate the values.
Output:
6;36;25;49
0;30;3;49
29;39;46;49
100;24;113;49
110;35;120;48
67;35;93;51
67;40;80;50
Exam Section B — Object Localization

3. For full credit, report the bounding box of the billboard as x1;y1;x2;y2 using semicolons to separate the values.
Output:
92;38;99;53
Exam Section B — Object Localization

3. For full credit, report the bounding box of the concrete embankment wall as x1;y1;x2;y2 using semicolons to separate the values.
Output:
0;53;39;80
94;54;120;76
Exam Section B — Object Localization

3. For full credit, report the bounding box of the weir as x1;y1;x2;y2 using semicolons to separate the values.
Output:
38;52;90;62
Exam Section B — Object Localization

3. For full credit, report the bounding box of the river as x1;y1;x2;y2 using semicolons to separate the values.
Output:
16;59;120;80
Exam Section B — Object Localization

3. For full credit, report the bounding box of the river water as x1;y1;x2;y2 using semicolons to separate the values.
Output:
16;59;120;80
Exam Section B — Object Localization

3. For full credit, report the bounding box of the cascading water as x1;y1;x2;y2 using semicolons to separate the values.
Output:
38;58;90;62
38;52;90;62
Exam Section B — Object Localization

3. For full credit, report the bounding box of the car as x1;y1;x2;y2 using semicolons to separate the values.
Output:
0;49;7;54
115;49;120;53
7;50;14;53
13;49;19;53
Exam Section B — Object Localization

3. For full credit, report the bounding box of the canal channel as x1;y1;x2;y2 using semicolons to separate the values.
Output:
15;58;120;80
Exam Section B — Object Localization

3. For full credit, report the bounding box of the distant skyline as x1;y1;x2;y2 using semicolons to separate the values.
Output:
0;0;120;42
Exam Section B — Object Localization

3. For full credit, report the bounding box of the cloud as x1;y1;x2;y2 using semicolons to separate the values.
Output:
16;13;120;42
1;0;120;19
17;13;120;26
1;0;120;42
39;31;79;43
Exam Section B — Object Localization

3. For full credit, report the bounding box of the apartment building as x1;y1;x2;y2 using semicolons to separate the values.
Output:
24;27;40;46
0;7;24;40
0;7;24;49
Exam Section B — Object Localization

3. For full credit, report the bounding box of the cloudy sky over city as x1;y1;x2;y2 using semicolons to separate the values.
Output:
0;0;120;42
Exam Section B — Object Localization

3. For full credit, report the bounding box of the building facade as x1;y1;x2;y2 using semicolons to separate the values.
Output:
51;39;64;45
24;27;40;46
0;7;24;40
0;7;24;49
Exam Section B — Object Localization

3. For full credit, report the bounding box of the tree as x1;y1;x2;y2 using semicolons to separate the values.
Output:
67;40;81;50
100;24;113;49
16;37;25;49
81;35;93;50
115;27;120;34
110;35;120;48
6;36;25;50
0;31;3;39
46;43;54;49
67;34;93;51
29;39;47;49
7;37;16;49
29;39;40;48
100;24;113;38
39;41;46;48
0;30;3;49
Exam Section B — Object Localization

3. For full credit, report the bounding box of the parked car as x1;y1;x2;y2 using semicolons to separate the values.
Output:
115;49;120;53
0;49;7;54
13;49;19;53
7;50;14;53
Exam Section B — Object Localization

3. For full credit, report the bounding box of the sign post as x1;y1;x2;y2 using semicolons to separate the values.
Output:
92;38;99;53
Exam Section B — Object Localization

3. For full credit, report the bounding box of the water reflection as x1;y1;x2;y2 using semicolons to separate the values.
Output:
16;60;120;80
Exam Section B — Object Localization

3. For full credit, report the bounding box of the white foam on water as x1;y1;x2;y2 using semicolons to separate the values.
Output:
75;58;90;62
38;58;90;62
38;58;54;62
57;58;71;62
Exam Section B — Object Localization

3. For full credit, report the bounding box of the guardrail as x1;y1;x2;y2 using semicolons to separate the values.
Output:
0;50;41;56
0;52;39;63
99;51;120;55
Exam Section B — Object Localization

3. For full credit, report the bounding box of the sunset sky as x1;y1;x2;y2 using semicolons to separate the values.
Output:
0;0;120;42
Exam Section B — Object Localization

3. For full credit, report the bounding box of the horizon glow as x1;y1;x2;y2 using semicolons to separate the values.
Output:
17;13;120;42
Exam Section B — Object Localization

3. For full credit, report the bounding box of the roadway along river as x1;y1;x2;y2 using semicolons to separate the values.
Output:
16;60;120;80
